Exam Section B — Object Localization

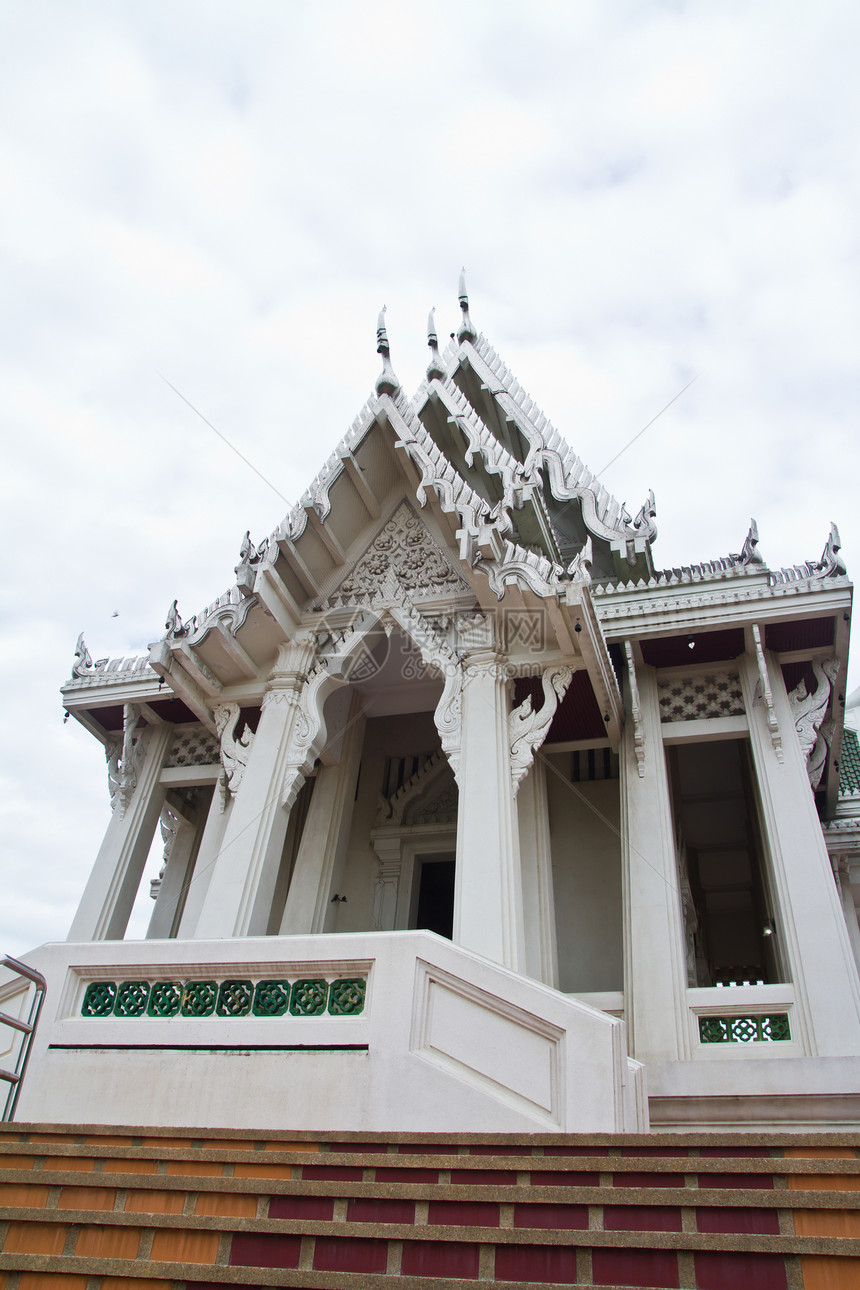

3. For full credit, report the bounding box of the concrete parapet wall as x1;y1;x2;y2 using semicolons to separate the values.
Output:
11;931;646;1134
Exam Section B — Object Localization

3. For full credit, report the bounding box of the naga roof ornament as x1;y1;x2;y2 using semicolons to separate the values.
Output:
817;522;847;578
731;518;764;567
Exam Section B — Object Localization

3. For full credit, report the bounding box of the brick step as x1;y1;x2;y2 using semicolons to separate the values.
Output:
2;1128;860;1288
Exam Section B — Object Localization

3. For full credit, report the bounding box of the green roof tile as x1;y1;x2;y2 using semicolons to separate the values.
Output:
839;726;860;795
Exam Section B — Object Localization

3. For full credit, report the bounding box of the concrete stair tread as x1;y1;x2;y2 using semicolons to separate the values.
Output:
3;1127;860;1288
6;1203;856;1249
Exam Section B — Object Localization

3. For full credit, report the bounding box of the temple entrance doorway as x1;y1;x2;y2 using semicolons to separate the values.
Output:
413;853;456;940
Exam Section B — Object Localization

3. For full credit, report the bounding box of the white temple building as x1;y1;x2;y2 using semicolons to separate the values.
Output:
6;279;860;1135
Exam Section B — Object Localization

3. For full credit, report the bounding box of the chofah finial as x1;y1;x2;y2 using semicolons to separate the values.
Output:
457;267;476;343
732;518;764;567
817;522;847;578
375;305;400;397
426;307;445;381
164;599;185;639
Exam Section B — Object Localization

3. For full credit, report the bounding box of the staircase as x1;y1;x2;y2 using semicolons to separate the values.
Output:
1;1126;859;1288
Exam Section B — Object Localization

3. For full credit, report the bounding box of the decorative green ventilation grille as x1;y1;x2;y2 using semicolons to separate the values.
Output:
113;981;149;1017
290;979;328;1016
81;982;117;1016
181;980;217;1017
252;980;291;1016
81;974;367;1018
329;979;366;1015
699;1013;790;1044
216;980;253;1017
148;981;182;1017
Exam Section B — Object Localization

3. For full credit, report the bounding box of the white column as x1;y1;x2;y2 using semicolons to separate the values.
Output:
194;638;315;939
453;654;525;971
742;648;860;1054
279;692;365;935
68;724;172;942
620;662;691;1063
832;855;860;975
146;800;202;939
370;835;402;932
176;791;231;938
518;755;559;987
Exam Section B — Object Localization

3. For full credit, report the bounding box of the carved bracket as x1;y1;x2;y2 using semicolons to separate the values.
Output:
388;603;465;783
150;806;179;900
788;656;840;789
106;703;144;817
751;624;783;763
624;641;645;778
508;665;573;795
214;702;254;809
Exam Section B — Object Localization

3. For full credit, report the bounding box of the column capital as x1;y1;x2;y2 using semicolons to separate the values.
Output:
270;631;318;685
462;648;509;680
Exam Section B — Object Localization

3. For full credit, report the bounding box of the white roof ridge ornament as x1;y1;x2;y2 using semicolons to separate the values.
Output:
426;307;445;382
375;305;400;397
66;644;154;687
817;522;848;578
464;330;651;546
457;268;477;343
730;518;764;567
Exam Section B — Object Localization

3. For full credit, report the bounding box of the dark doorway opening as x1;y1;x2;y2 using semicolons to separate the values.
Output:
668;739;780;986
415;857;455;940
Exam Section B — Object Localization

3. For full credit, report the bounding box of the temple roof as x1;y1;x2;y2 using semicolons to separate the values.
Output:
62;281;853;814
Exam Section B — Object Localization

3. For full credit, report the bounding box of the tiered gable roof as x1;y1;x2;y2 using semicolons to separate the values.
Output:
62;280;852;809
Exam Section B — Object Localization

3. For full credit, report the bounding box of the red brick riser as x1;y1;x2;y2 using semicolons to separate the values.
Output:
1;1127;859;1288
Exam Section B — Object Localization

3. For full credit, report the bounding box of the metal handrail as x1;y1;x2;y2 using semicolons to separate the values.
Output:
0;955;47;1121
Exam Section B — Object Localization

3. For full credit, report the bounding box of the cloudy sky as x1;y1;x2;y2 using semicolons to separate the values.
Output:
2;0;859;956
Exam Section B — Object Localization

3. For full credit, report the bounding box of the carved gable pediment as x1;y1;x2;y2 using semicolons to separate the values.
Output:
374;749;459;829
403;772;458;826
325;500;472;609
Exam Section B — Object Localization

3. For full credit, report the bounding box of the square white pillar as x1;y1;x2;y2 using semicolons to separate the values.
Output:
68;723;172;942
453;654;525;972
620;662;691;1063
518;755;559;987
741;647;860;1055
194;639;315;939
176;788;231;939
279;692;365;935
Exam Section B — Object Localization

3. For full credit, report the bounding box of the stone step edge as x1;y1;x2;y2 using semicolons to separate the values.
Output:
4;1204;848;1255
3;1173;860;1210
0;1251;724;1290
6;1123;860;1147
3;1143;857;1175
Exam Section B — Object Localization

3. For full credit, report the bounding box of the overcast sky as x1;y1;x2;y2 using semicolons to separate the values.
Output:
2;0;859;957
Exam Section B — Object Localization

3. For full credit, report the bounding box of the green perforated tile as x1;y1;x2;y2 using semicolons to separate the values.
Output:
148;981;182;1017
217;980;253;1016
253;980;291;1016
328;978;366;1015
113;980;150;1017
181;980;218;1017
81;981;116;1017
290;979;328;1016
